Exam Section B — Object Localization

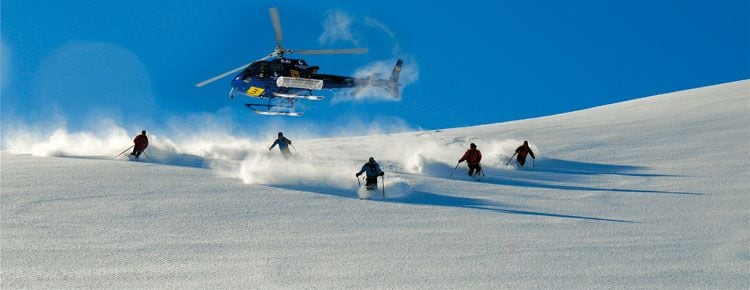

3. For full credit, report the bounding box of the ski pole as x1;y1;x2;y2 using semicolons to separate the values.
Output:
449;163;460;177
381;175;385;198
505;153;517;165
114;145;134;158
142;150;150;160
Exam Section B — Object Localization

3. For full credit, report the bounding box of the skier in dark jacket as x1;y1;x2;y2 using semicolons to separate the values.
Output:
514;140;536;166
356;157;385;190
458;143;482;176
269;132;293;158
130;130;149;159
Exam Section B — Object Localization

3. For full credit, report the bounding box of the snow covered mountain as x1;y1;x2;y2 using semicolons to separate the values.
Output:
2;80;748;288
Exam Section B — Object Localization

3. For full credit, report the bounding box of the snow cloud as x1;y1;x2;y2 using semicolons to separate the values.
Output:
332;57;420;103
318;10;419;103
2;115;539;200
3;119;131;157
318;10;399;51
319;10;359;46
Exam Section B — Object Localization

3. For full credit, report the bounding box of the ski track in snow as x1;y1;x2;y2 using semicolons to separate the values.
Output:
2;80;749;288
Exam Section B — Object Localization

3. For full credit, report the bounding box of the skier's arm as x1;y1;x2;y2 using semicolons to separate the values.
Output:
269;139;278;150
144;137;148;148
355;164;366;176
477;151;482;163
285;137;292;145
458;151;469;163
376;164;384;176
529;149;535;159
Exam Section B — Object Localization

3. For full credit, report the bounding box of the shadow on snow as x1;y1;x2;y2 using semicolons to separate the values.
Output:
466;157;704;196
274;184;634;223
524;158;684;177
392;191;635;223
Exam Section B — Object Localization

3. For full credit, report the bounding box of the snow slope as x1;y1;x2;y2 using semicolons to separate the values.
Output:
2;80;749;288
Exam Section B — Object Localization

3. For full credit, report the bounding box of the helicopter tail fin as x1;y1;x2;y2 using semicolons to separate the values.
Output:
386;59;403;99
350;59;403;98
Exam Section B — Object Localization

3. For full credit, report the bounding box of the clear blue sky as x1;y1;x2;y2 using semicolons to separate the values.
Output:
2;0;748;137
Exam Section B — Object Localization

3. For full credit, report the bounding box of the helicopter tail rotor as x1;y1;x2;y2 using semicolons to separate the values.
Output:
350;59;403;99
386;59;403;99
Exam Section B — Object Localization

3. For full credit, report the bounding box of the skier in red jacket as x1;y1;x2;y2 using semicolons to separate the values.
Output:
514;140;535;166
130;130;149;159
458;143;482;176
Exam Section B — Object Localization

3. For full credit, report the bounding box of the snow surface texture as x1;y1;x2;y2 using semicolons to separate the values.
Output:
2;81;749;288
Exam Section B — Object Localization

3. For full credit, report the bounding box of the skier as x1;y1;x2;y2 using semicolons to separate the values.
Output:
458;143;482;176
356;157;385;190
268;132;293;158
514;140;536;167
130;130;149;159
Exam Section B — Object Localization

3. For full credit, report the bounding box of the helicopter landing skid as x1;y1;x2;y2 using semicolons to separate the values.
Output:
272;92;324;100
244;103;302;116
256;111;302;117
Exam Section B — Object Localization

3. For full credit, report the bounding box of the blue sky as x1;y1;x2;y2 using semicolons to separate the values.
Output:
2;0;748;138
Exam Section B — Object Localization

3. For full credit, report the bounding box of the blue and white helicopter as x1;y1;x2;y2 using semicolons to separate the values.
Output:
196;8;403;116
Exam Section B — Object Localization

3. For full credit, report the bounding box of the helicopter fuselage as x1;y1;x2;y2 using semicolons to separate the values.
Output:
229;58;359;99
219;57;401;115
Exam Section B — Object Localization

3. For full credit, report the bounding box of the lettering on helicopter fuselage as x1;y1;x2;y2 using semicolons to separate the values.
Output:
290;70;300;77
247;86;264;97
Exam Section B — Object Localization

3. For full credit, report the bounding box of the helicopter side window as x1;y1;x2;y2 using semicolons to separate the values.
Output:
271;63;284;76
256;62;270;78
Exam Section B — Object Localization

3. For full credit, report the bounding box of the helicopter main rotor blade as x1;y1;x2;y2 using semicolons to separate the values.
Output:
195;52;278;87
269;7;283;47
195;62;250;87
288;48;368;55
195;61;253;87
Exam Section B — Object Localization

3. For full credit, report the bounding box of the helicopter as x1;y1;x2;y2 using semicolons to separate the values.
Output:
196;7;403;116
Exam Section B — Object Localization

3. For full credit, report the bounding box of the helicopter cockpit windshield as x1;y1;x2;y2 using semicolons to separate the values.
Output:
241;61;274;80
242;61;284;81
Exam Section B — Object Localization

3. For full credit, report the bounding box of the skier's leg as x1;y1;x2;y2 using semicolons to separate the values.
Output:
366;177;377;190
